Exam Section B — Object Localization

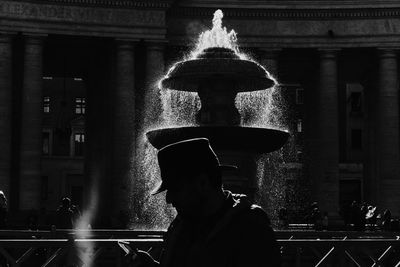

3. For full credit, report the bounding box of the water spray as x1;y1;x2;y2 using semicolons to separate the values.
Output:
137;9;288;230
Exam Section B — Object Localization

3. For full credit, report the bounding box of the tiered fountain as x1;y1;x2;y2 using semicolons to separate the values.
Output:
145;10;289;199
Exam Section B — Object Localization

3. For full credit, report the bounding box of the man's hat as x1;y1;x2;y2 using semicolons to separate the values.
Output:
152;138;237;195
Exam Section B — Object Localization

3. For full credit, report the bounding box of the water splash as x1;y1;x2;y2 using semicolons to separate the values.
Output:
236;85;285;129
159;88;201;127
131;85;200;230
131;134;176;230
190;9;244;59
131;79;200;230
233;50;283;129
254;153;286;228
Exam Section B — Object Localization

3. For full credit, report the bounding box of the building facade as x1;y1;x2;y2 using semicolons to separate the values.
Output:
0;0;399;227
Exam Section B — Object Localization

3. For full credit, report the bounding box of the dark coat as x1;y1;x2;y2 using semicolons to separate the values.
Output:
160;191;281;267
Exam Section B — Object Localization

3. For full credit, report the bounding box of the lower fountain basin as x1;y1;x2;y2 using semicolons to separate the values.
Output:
146;126;290;153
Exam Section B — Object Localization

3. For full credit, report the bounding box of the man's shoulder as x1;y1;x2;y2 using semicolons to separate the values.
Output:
228;196;281;264
234;203;272;227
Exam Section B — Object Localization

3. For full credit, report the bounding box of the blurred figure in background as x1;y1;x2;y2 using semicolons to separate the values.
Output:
0;191;7;229
350;201;365;231
55;197;74;229
308;202;322;230
322;212;329;230
366;205;377;230
382;209;392;231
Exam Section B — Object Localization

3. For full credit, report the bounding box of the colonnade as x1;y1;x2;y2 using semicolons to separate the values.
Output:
260;47;400;214
0;33;166;213
0;31;399;216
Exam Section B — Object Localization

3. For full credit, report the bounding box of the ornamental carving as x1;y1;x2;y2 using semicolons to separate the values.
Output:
0;1;165;27
170;7;400;19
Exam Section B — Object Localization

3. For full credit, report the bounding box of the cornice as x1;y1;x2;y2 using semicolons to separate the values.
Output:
10;0;400;18
175;0;400;10
169;6;400;20
22;0;172;9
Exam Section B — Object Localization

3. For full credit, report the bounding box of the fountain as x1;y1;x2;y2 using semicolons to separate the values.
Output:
145;10;289;200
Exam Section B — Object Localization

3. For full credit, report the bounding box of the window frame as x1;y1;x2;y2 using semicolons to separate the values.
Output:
295;88;304;105
75;97;86;115
43;96;50;113
72;132;85;157
42;129;53;156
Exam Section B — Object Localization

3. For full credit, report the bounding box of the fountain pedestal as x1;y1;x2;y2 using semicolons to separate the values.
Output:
197;81;240;125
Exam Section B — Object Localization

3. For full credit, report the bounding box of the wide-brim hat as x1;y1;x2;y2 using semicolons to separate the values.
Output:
151;138;237;195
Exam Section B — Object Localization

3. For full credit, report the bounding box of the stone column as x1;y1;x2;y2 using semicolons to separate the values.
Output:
19;34;45;210
311;49;340;214
376;49;400;213
112;40;136;219
144;42;165;127
0;33;13;201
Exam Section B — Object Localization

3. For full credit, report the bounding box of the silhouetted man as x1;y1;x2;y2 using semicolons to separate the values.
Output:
123;138;281;267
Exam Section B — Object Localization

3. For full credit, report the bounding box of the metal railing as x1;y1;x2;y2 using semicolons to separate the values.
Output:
280;238;400;266
0;230;399;266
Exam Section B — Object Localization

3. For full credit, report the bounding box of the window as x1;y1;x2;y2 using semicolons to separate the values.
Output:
296;88;304;104
42;132;50;155
74;133;85;156
297;119;302;133
75;98;86;115
350;92;362;113
44;97;50;113
351;129;362;150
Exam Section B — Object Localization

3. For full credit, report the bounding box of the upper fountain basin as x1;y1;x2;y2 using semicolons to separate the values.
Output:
146;126;289;154
161;48;275;93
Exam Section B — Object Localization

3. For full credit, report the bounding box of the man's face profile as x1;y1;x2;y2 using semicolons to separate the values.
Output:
165;172;207;217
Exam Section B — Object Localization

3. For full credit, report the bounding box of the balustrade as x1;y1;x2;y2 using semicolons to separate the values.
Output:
0;230;399;266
